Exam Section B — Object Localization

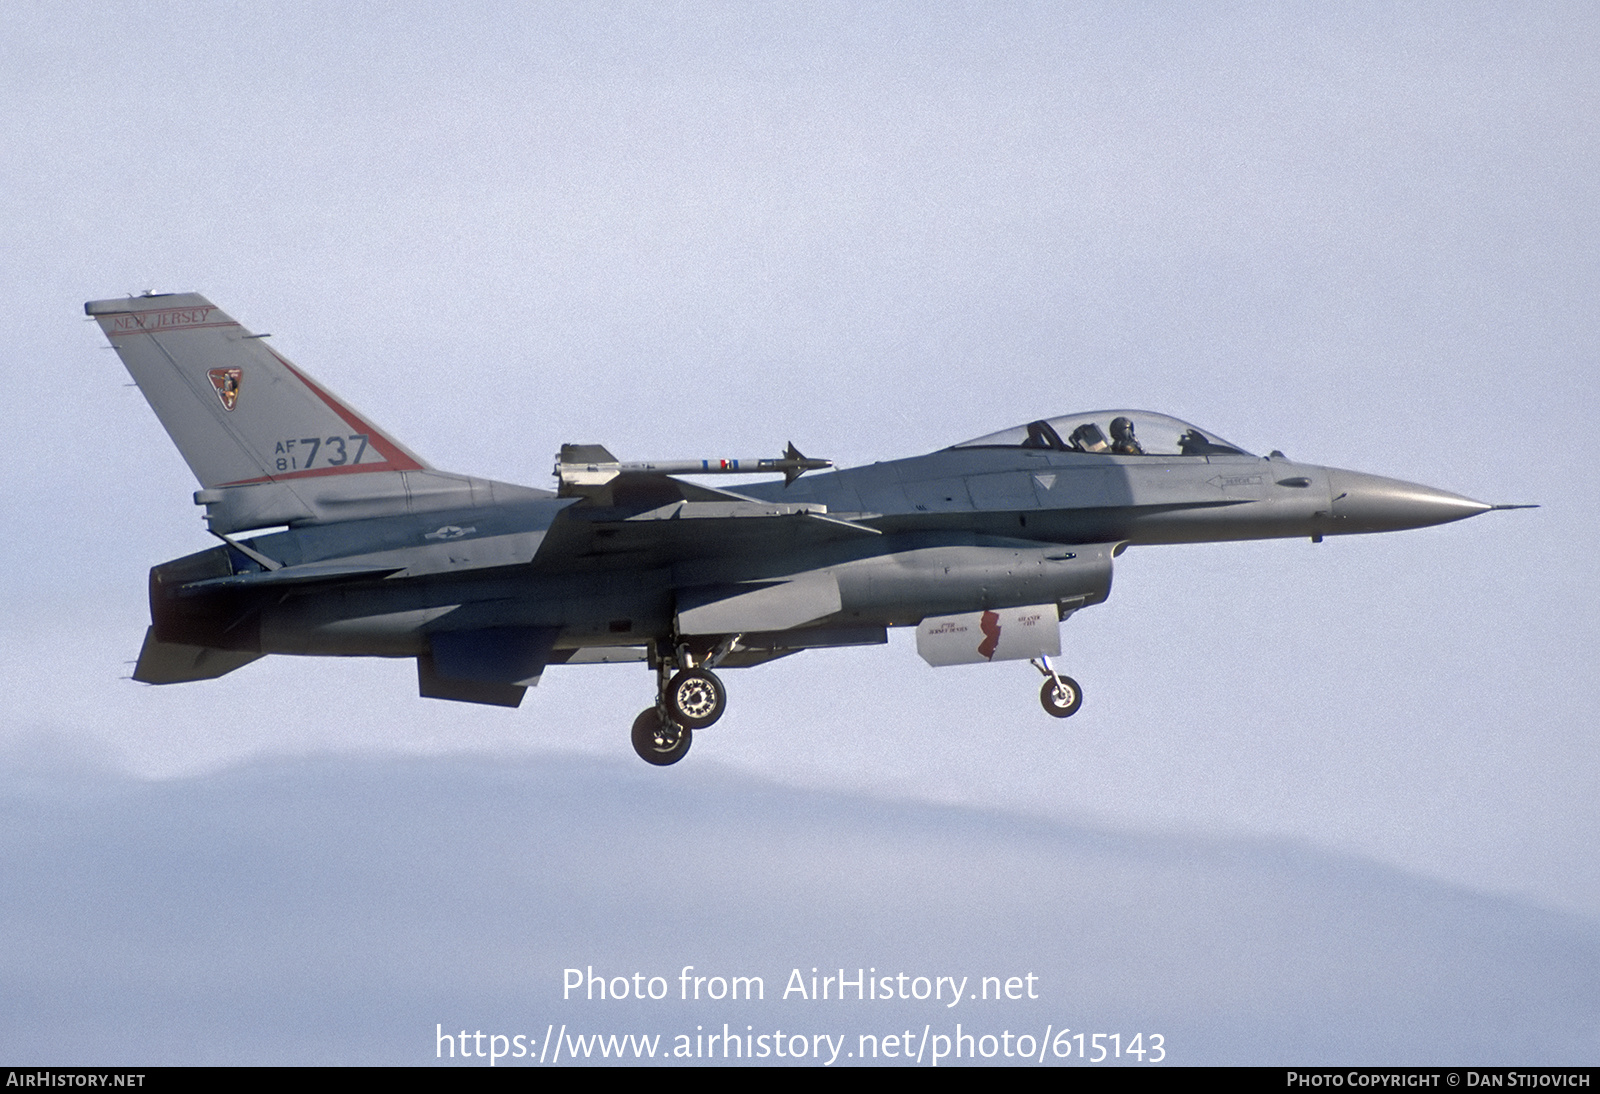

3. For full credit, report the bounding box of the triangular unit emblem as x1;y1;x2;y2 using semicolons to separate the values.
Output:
207;368;242;411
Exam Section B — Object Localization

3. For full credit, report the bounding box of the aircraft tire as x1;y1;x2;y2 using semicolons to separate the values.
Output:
632;707;692;766
1040;676;1083;718
665;669;726;729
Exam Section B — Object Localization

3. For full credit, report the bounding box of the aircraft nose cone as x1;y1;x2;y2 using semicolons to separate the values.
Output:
1326;469;1492;533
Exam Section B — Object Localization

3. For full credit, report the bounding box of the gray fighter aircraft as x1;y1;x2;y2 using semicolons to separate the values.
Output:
90;292;1527;766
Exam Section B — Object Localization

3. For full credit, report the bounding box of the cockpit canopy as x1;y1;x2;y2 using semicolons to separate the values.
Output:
953;410;1251;458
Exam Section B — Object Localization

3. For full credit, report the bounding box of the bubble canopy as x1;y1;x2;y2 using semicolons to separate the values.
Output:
953;410;1252;458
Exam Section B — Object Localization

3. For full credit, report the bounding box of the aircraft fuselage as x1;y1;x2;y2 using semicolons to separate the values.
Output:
150;443;1485;661
90;292;1512;763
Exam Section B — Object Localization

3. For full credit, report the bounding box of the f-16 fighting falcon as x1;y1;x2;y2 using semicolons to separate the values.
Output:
89;293;1529;766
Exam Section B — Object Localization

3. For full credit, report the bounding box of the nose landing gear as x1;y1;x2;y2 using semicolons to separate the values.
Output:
1031;655;1083;718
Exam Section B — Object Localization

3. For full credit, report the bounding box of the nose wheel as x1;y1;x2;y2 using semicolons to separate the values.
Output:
1031;655;1083;719
1039;675;1083;718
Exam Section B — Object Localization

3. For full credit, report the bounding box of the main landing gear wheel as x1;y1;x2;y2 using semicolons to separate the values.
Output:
665;668;726;729
632;708;692;766
1040;675;1083;718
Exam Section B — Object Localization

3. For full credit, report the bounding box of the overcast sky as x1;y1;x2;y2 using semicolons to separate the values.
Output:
2;1;1597;1065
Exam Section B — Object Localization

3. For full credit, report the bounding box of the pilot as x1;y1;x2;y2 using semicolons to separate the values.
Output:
1110;417;1144;455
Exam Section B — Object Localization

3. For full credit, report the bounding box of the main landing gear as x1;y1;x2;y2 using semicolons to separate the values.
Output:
629;642;730;766
1031;655;1083;719
665;668;726;729
631;707;692;766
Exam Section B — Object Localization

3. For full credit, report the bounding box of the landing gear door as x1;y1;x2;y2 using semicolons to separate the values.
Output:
916;604;1061;667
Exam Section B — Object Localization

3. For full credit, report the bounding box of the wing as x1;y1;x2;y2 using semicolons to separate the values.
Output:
529;472;881;573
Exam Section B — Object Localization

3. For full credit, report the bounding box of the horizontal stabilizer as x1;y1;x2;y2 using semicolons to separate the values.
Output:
132;627;264;684
178;562;406;593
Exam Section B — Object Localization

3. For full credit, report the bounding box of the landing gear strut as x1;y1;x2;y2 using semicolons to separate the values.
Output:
630;639;733;765
1031;655;1083;718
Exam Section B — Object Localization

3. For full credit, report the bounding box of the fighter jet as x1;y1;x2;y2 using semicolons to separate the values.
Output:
89;292;1528;766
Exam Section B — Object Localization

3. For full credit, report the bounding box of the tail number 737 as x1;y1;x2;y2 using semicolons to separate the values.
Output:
273;434;370;472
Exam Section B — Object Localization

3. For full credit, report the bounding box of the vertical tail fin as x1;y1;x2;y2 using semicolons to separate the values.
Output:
90;292;550;533
87;293;427;490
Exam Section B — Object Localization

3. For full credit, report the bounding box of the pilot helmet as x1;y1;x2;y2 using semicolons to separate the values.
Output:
1110;416;1135;441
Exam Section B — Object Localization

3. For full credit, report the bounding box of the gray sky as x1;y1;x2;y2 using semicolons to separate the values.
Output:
2;1;1597;1063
